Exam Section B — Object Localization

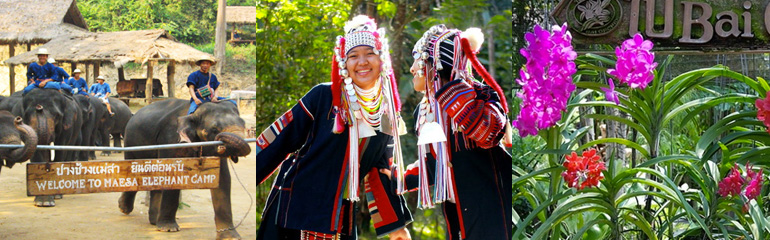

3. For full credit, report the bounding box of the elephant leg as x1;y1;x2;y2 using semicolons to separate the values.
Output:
112;133;122;153
34;196;55;207
33;150;55;207
75;133;83;161
212;158;240;240
89;151;96;160
100;130;110;156
156;190;181;232
119;191;137;214
148;190;162;225
53;149;64;200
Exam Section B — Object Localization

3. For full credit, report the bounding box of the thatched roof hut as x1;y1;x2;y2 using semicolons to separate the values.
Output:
225;6;256;25
0;0;88;44
5;29;214;101
4;29;213;66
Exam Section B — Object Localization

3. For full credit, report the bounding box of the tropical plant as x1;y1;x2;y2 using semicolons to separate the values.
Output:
513;28;770;239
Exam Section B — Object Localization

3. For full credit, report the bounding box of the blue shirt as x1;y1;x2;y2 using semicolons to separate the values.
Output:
186;70;219;99
54;67;69;83
26;62;57;83
89;82;111;97
68;77;87;93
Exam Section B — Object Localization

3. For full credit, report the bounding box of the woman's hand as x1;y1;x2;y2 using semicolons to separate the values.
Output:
389;227;411;240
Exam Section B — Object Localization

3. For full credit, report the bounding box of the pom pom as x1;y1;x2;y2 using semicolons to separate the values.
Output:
333;110;346;134
461;28;484;52
344;15;377;33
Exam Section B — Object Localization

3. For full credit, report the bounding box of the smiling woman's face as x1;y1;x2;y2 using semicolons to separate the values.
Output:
346;46;382;90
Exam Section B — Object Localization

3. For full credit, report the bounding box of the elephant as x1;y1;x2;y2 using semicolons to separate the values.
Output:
0;110;37;172
0;96;21;114
118;99;250;240
91;97;131;158
21;88;82;207
84;96;108;160
73;95;96;161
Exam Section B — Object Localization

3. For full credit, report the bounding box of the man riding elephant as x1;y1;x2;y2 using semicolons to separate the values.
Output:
0;110;37;173
21;88;82;207
118;99;249;239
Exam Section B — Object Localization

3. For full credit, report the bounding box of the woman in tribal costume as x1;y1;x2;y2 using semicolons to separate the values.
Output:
254;15;412;240
405;24;513;240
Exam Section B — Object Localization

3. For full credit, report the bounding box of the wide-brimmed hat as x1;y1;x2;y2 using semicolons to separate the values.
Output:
35;48;49;55
196;55;216;66
73;69;81;74
47;58;56;63
96;75;105;80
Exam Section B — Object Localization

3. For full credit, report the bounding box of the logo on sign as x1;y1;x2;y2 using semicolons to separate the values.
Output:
567;0;622;36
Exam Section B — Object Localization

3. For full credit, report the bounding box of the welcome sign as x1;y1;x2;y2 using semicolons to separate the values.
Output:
551;0;770;49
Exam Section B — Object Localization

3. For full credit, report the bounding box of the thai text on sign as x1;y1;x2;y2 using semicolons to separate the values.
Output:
26;157;220;196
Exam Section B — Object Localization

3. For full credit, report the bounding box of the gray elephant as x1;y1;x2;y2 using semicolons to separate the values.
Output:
73;95;96;161
0;96;21;114
0;110;37;172
91;97;131;158
118;99;250;239
21;88;82;207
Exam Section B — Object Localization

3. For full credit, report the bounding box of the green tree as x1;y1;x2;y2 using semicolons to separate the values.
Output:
78;0;255;44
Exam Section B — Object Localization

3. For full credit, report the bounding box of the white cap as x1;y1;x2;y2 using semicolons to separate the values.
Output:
47;58;56;63
73;69;81;73
96;75;105;80
35;48;49;55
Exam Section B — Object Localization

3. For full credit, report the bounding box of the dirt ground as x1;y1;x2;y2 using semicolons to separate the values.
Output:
0;109;258;239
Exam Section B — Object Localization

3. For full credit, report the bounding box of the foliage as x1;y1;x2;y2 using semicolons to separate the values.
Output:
78;0;255;44
255;0;348;130
514;35;770;239
193;43;257;73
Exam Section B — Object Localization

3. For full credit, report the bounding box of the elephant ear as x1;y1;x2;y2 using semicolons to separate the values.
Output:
177;114;199;143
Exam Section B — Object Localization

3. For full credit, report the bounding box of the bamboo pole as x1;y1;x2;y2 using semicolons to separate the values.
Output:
167;61;175;98
214;0;227;75
9;43;15;94
146;61;154;102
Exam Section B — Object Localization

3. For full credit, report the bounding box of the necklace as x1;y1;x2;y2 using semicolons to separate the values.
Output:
353;78;384;127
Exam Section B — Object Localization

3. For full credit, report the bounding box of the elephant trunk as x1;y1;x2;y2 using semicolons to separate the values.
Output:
30;106;52;146
7;117;38;165
215;132;251;159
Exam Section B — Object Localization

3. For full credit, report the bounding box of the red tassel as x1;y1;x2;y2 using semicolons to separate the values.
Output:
331;52;341;109
333;109;345;134
460;37;508;113
389;73;401;112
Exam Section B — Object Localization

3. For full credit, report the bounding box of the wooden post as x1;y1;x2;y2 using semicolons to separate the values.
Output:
146;61;154;102
71;62;77;73
214;0;227;75
167;61;175;98
26;44;30;51
9;43;15;94
117;66;125;82
93;61;100;79
84;62;90;86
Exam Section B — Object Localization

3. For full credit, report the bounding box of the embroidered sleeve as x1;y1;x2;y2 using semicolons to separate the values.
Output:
255;85;324;184
404;154;436;191
364;167;413;237
435;80;507;149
